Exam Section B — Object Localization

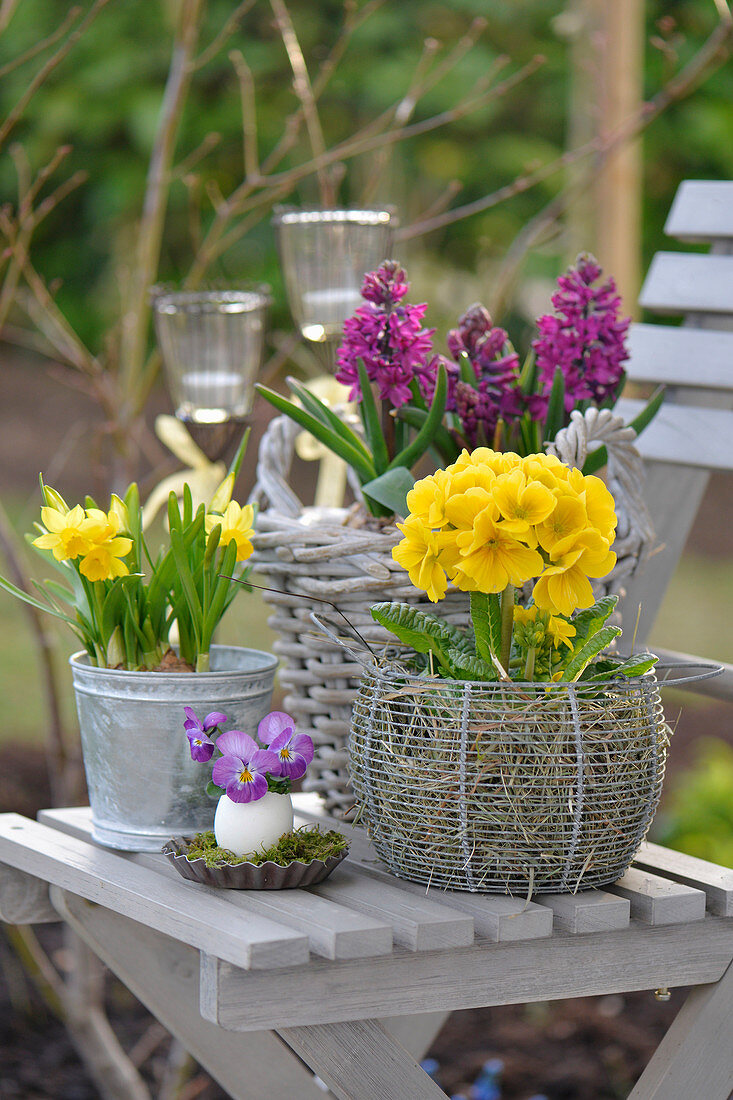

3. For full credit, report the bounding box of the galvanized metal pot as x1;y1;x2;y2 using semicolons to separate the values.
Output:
70;645;278;852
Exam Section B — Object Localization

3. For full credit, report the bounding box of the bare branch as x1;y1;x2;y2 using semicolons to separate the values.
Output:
0;6;80;78
269;0;336;205
230;49;261;182
0;0;112;152
193;0;256;70
171;131;221;181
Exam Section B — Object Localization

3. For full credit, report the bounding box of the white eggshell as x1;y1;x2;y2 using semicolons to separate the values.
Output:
213;792;294;858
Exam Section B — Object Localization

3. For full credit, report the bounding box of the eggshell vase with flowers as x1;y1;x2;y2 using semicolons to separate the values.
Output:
184;707;314;858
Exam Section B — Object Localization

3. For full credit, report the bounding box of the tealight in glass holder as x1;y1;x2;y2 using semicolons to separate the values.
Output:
273;207;396;369
151;287;270;461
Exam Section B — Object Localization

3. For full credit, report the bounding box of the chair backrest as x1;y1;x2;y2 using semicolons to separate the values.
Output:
616;180;733;642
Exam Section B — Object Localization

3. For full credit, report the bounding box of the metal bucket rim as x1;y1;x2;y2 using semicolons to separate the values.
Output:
69;644;278;681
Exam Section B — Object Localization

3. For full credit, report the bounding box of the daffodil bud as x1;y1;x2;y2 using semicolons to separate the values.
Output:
209;473;235;514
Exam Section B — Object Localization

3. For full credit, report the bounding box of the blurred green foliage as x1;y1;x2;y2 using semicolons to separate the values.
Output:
655;738;733;867
1;0;732;349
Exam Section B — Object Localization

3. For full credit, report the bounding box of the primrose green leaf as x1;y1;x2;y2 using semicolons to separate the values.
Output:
445;648;497;682
559;624;622;682
371;601;473;673
584;652;658;681
571;595;618;642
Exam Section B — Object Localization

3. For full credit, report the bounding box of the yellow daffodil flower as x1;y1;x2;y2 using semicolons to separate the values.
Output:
108;494;130;535
79;537;132;581
33;505;92;561
205;501;255;562
453;510;544;593
209;472;235;514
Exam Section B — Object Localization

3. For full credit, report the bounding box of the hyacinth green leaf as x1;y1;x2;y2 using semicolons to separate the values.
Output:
559;624;622;682
389;363;447;472
445;648;498;682
584;652;658;681
361;466;415;517
356;359;390;473
285;377;372;462
518;348;538;395
542;366;566;444
395;406;457;464
458;351;475;384
583;386;665;475
571;595;618;643
256;384;376;483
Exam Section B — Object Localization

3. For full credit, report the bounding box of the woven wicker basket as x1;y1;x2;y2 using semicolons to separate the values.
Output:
349;667;668;894
249;412;654;816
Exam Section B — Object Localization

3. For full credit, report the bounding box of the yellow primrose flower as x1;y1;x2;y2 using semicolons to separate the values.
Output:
405;469;453;528
444;487;497;531
79;537;132;582
532;556;596;617
547;614;576;649
581;474;617;542
206;501;255;562
513;605;540;625
491;468;557;540
453;510;544;593
33;505;92;561
535;494;588;554
392;516;456;602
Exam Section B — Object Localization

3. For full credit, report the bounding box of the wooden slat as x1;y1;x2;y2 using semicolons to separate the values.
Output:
40;806;394;963
626;322;733;390
0;814;308;971
639;251;733;315
311;869;475;951
0;865;58;924
277;1018;448;1100
606;867;706;925
615;398;733;471
201;918;733;1032
534;890;630;934
633;843;733;917
664;180;733;241
293;800;554;943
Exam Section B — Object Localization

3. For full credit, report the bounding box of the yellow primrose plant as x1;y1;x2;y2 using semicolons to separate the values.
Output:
372;447;656;683
0;436;255;672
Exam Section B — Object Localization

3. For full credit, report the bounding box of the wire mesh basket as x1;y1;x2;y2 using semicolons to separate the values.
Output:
348;667;670;895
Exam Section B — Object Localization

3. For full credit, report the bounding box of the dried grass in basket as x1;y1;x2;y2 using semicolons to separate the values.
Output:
348;666;669;895
249;413;654;817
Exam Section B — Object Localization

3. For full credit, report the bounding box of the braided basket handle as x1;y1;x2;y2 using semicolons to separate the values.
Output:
547;407;655;554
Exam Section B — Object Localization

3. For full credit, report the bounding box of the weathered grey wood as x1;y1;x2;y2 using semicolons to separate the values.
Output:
380;1011;449;1062
200;918;733;1032
639;251;733;315
292;799;554;942
633;843;733;916
0;813;308;971
311;869;474;951
276;1018;447;1100
664;180;733;241
626;322;733;390
534;890;630;934
0;864;58;923
52;888;329;1100
628;959;733;1099
605;867;706;925
615;399;733;471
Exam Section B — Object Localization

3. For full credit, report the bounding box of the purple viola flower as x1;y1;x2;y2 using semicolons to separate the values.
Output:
335;262;435;408
532;254;631;411
183;707;227;762
212;729;281;804
258;711;315;781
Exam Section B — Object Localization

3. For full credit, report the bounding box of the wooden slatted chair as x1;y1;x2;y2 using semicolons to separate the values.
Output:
617;180;733;704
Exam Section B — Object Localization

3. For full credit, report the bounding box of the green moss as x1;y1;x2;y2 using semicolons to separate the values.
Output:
181;826;349;868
